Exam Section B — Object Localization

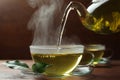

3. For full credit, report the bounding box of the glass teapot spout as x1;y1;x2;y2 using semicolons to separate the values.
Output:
60;1;88;30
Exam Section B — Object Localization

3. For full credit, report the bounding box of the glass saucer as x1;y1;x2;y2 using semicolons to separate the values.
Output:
20;65;94;78
20;68;94;80
95;57;111;67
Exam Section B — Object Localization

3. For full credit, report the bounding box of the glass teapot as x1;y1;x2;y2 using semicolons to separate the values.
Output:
61;0;120;34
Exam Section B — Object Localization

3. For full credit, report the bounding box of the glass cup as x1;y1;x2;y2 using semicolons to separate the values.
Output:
85;44;105;66
30;45;84;77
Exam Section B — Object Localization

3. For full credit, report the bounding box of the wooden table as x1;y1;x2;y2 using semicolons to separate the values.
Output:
0;60;120;80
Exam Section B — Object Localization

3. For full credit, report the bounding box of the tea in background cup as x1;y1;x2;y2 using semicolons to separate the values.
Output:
30;45;84;77
80;52;94;65
85;44;105;65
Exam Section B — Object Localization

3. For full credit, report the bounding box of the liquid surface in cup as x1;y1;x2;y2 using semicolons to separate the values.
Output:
30;45;84;76
85;45;105;65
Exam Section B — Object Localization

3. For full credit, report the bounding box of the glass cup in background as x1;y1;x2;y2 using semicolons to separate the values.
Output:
85;44;105;66
85;44;113;67
30;45;84;77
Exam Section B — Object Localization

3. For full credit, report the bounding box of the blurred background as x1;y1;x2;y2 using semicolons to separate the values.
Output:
0;0;119;59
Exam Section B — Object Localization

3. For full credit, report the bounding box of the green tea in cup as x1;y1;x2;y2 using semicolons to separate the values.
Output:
85;44;105;65
30;45;84;77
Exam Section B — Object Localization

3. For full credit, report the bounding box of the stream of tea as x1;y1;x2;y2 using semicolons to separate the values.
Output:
57;4;74;49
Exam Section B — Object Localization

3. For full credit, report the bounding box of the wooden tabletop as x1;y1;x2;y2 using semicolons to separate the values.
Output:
0;60;120;80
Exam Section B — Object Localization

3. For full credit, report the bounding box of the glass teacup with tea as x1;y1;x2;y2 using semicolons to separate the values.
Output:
85;44;113;67
30;45;85;77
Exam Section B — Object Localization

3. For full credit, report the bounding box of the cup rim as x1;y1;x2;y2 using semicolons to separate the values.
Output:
29;45;84;54
30;44;84;48
85;44;105;51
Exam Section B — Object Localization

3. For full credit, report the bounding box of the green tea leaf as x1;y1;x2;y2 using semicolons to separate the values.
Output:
6;60;29;69
5;60;49;73
32;62;49;73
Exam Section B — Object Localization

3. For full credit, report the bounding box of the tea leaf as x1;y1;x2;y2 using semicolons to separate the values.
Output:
6;60;29;69
5;60;49;73
32;62;49;73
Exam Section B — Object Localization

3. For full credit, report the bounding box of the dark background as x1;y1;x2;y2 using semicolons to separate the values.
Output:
0;0;119;59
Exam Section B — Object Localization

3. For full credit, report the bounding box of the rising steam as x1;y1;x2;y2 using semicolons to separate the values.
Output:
27;0;64;45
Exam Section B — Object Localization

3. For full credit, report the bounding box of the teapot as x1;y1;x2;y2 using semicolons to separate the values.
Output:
61;0;120;34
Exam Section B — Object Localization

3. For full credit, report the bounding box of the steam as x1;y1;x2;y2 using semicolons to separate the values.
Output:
27;0;81;46
27;0;64;45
